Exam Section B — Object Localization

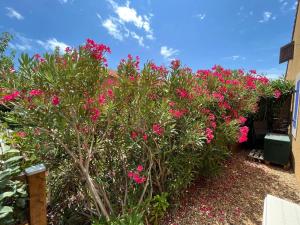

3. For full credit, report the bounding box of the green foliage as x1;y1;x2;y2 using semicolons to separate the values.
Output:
0;127;27;225
93;209;144;225
149;193;169;225
0;32;14;72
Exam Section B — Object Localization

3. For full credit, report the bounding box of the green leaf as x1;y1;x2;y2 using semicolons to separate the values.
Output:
0;206;13;219
0;191;15;201
4;156;23;164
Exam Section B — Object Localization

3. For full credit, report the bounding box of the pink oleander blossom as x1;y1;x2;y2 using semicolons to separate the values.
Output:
239;116;247;124
29;89;43;96
274;89;282;99
131;131;138;140
152;124;164;136
107;89;114;98
212;92;224;102
142;133;148;141
169;109;186;119
137;165;143;172
2;91;20;102
98;94;106;105
51;95;60;106
206;128;214;144
176;88;189;99
90;108;100;122
16;131;26;138
169;101;176;107
238;126;249;143
171;59;180;70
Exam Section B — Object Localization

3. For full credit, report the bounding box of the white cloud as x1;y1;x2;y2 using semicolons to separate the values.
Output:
6;7;24;20
100;0;154;46
130;32;144;47
102;18;123;40
37;38;69;53
195;13;206;20
223;55;246;61
259;11;276;23
160;46;179;60
115;5;150;32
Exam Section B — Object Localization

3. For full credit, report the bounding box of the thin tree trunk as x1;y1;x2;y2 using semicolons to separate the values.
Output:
84;171;110;221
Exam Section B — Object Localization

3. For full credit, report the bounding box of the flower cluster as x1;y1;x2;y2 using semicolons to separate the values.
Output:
128;165;146;184
206;128;214;144
1;91;20;103
152;124;164;136
84;38;111;64
238;126;249;143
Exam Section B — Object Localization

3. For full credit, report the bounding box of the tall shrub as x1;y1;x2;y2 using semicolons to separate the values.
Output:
0;39;292;223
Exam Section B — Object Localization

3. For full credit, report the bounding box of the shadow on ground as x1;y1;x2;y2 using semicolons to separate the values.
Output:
163;150;300;225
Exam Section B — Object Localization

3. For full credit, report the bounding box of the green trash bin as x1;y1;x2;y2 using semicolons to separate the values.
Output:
264;133;291;166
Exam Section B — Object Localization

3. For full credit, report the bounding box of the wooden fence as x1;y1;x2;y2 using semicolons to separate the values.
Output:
21;164;47;225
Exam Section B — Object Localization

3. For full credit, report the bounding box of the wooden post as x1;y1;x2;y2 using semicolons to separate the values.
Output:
25;164;47;225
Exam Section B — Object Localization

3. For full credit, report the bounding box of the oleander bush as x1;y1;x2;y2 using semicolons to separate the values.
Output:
0;38;294;224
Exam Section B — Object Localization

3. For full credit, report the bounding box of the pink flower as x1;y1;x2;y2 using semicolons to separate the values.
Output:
29;89;43;96
16;131;26;138
152;124;164;136
208;113;216;121
107;78;114;85
210;121;217;129
128;171;146;184
176;88;189;99
107;89;114;98
169;109;186;118
171;59;180;70
135;176;146;184
206;128;214;144
34;54;41;60
90;108;100;122
257;76;269;85
245;76;256;89
65;47;72;53
142;133;148;141
212;92;224;102
249;70;257;74
98;94;106;105
2;91;20;102
131;131;138;140
274;89;282;99
51;95;60;106
169;101;176;107
239;116;247;124
129;76;135;81
238;126;249;143
137;165;143;172
128;171;134;178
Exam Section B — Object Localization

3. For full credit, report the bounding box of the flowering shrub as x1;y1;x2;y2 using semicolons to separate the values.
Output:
0;39;293;223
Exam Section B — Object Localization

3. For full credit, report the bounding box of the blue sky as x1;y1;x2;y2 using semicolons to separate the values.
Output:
0;0;298;78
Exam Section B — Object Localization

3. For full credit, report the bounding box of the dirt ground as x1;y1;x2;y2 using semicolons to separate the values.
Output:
163;150;300;225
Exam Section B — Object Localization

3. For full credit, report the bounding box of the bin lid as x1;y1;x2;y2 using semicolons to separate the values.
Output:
264;133;290;142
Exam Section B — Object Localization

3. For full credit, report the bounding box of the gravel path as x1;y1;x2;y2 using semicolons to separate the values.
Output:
163;151;300;225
